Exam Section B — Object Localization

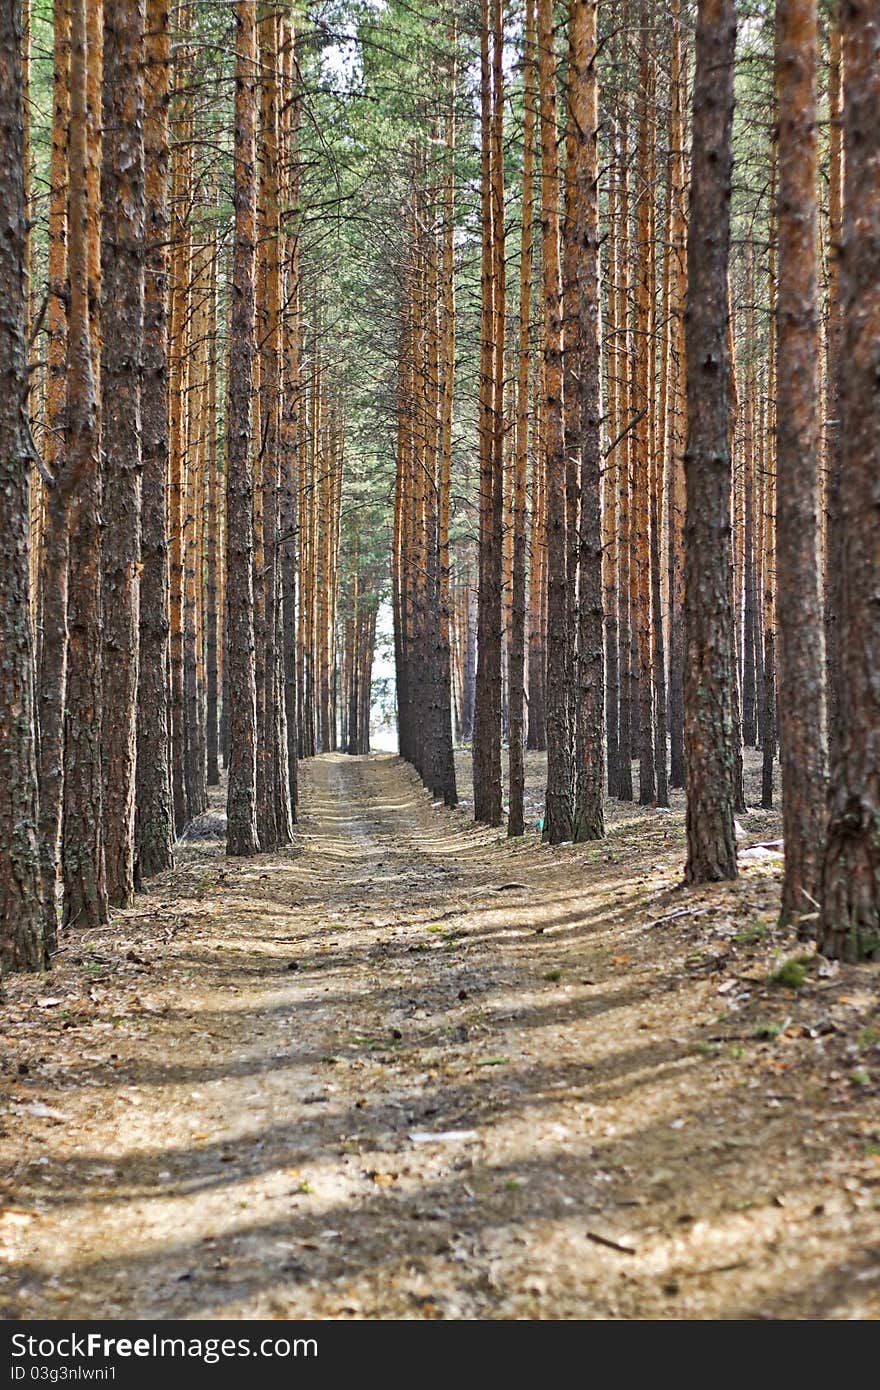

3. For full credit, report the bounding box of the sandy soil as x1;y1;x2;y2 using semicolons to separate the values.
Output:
1;750;878;1320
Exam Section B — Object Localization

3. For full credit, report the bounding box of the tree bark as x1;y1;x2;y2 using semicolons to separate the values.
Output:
37;0;72;947
774;0;828;930
667;0;687;790
508;0;535;838
63;0;108;928
614;111;634;802
225;0;260;857
683;0;738;884
823;13;843;769
570;0;604;842
472;0;503;826
135;0;173;883
100;0;145;908
537;0;573;843
0;0;44;972
819;0;880;962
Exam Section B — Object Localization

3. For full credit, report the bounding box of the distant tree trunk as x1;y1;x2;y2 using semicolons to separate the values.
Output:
633;26;656;806
683;0;738;884
526;412;545;752
727;290;747;816
472;0;503;826
63;0;108;928
279;17;299;815
462;573;477;741
508;0;535;838
819;0;880;962
225;0;260;857
183;242;208;821
166;69;190;835
602;157;620;798
205;239;221;787
570;0;604;842
614;111;634;803
100;0;145;908
537;0;572;842
135;0;174;883
0;0;44;971
666;0;687;790
761;166;778;811
774;0;828;930
435;25;458;809
823;11;843;768
741;264;758;750
37;0;72;946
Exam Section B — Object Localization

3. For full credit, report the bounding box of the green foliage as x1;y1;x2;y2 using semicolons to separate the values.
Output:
769;956;812;989
734;923;769;945
754;1020;784;1040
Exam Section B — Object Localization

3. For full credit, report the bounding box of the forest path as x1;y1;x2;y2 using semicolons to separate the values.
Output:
2;753;878;1319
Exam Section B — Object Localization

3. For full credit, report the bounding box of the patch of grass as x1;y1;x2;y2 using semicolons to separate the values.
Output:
857;1026;879;1050
735;924;769;945
543;969;562;982
769;955;812;989
726;1044;746;1060
477;1055;510;1067
851;1068;871;1088
696;1041;720;1057
754;1020;784;1040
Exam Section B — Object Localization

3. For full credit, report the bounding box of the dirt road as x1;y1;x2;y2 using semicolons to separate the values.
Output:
1;753;878;1318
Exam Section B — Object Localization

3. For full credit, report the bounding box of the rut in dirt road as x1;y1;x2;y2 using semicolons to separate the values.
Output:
2;753;878;1320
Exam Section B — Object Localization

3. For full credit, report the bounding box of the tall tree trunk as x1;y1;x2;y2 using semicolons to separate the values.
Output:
135;0;173;883
683;0;738;884
667;0;687;789
774;0;828;930
633;25;656;806
602;157;620;799
63;0;108;928
570;0;604;842
166;25;191;833
435;25;458;809
537;0;572;842
472;0;503;826
818;0;880;962
509;0;535;838
279;16;299;816
0;0;44;971
614;110;634;802
256;2;292;848
100;0;145;908
37;0;72;946
205;236;221;787
823;12;843;770
225;0;260;857
761;161;778;811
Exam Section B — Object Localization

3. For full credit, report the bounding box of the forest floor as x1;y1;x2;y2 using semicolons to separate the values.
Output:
1;749;879;1320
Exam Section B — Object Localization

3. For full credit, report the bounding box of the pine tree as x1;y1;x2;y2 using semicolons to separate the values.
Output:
225;0;260;857
0;0;44;972
683;0;738;884
774;0;827;931
819;0;880;962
